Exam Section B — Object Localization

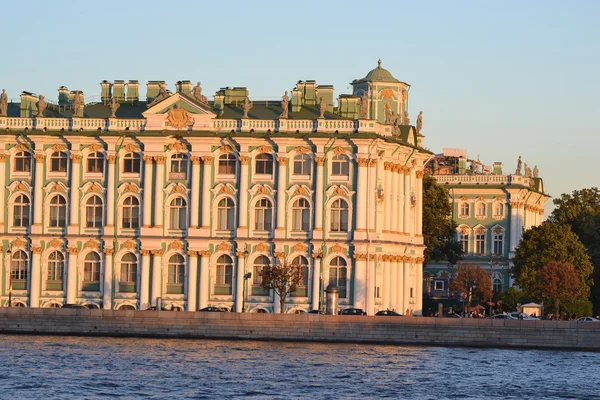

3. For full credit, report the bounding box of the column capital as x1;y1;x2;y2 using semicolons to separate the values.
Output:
187;250;199;257
235;250;247;258
154;155;166;165
191;156;202;165
199;250;210;257
315;157;325;166
353;253;367;261
141;249;152;256
415;170;425;179
66;247;79;255
151;249;164;256
34;153;45;163
143;155;154;164
277;157;288;166
32;246;43;254
356;158;369;167
70;153;82;163
103;247;115;255
0;154;6;162
384;162;393;171
404;167;412;175
201;156;213;164
107;155;117;164
368;159;377;168
239;155;250;165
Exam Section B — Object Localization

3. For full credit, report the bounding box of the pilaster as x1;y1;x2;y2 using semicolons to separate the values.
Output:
142;156;154;228
199;156;213;234
31;153;44;234
236;154;250;237
66;247;78;304
140;249;151;309
30;246;42;307
151;249;163;307
275;157;288;238
103;247;114;310
68;153;81;235
313;157;325;239
153;156;165;230
189;156;201;231
187;250;198;311
198;250;210;309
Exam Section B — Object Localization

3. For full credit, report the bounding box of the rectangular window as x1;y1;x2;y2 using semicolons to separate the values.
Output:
459;233;469;253
124;157;141;173
332;159;349;176
493;234;504;255
475;233;486;255
217;265;233;285
434;281;444;291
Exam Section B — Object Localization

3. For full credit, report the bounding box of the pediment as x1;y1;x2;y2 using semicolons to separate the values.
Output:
142;93;216;131
142;93;215;117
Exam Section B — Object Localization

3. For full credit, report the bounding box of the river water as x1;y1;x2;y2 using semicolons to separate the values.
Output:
0;335;598;399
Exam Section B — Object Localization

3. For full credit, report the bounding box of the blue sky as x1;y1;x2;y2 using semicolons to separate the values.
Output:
1;0;598;213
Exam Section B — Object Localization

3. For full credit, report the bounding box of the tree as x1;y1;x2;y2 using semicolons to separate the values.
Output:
449;264;492;312
512;221;593;299
258;258;303;313
539;261;582;320
549;187;600;314
422;175;463;265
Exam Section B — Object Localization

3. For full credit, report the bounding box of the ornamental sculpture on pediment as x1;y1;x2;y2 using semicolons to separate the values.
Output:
88;144;102;152
217;242;232;252
48;238;63;249
255;243;269;253
166;106;194;130
124;143;139;153
293;243;307;254
191;82;208;104
122;240;137;250
416;111;423;134
533;165;539;178
85;239;100;250
147;85;168;108
331;243;344;254
169;241;184;251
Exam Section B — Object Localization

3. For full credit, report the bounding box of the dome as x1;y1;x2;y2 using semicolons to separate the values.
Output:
356;59;402;83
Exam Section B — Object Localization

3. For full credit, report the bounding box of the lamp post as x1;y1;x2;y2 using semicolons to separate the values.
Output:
312;248;323;311
6;246;11;307
488;255;499;317
241;249;249;312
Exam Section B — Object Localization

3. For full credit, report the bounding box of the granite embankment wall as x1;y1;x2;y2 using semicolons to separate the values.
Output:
1;308;599;351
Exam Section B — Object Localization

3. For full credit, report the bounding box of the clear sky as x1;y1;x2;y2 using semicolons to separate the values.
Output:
1;0;598;214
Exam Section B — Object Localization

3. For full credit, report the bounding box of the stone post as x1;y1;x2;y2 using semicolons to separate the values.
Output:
30;246;42;307
187;250;198;312
198;250;210;310
103;247;114;310
153;156;165;229
140;249;151;309
142;156;153;227
66;247;79;304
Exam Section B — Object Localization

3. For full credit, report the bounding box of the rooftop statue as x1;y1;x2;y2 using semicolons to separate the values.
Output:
36;95;46;117
191;81;207;104
515;156;522;175
384;102;393;124
0;89;7;116
533;165;539;178
109;97;120;118
318;97;327;118
359;90;369;119
241;97;253;118
404;111;410;125
416;111;423;134
147;85;169;108
391;112;401;136
280;91;289;119
524;163;532;178
73;92;84;117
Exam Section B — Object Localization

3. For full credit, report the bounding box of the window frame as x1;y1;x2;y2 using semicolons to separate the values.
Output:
13;151;32;174
123;152;141;174
85;195;103;228
13;194;31;228
218;153;237;176
329;198;349;232
254;153;274;176
86;152;105;175
49;151;69;174
331;154;350;178
217;197;235;231
168;197;188;230
121;195;140;229
328;256;347;298
253;198;273;232
48;194;67;228
291;198;311;232
292;154;312;177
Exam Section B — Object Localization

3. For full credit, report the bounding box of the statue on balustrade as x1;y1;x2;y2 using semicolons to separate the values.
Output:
359;90;369;119
384;102;393;124
391;112;401;136
533;165;539;178
36;95;47;117
0;89;8;116
109;97;120;118
524;163;532;178
73;92;84;117
404;111;410;125
280;91;289;119
416;111;423;134
515;156;522;175
318;97;328;118
191;81;207;104
241;97;253;118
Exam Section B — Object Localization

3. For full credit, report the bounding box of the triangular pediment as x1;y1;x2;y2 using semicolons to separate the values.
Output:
142;93;216;117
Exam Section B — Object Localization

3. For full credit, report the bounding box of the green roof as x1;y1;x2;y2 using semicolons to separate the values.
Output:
355;60;403;84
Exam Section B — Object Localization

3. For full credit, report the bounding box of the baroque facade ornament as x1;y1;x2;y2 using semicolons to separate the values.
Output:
169;241;184;252
66;247;79;255
48;238;63;248
124;143;140;153
295;186;307;196
293;243;307;253
333;146;346;156
255;243;269;253
277;157;288;165
122;240;137;250
295;146;308;154
217;242;232;252
258;185;270;195
51;144;67;152
219;145;232;153
88;144;102;152
331;243;344;254
15;144;28;152
315;157;325;166
166;106;194;130
257;145;271;153
124;183;138;193
85;239;100;250
168;142;188;152
239;155;250;165
12;238;26;248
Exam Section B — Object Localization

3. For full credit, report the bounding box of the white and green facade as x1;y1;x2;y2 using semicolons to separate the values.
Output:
0;62;431;315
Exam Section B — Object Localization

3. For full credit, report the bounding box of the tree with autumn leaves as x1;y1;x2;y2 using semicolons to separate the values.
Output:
450;264;492;313
258;258;303;313
539;261;582;320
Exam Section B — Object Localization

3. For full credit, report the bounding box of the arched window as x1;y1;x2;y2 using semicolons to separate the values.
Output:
291;256;309;297
218;153;236;175
11;250;28;290
87;152;104;173
119;253;137;292
85;195;103;228
122;196;140;229
331;154;350;177
167;254;185;287
14;151;32;172
170;153;188;179
460;202;470;218
255;153;273;175
217;198;234;231
169;197;187;230
13;194;30;227
252;255;270;296
50;151;68;172
292;198;310;232
46;251;64;291
330;199;349;232
123;152;141;174
494;202;504;217
49;195;67;228
254;198;272;231
328;257;347;298
83;252;101;291
493;277;503;294
293;154;311;176
476;202;487;218
215;254;233;295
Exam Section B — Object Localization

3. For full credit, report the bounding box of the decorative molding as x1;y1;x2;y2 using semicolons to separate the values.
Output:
15;144;28;152
191;156;202;165
333;146;346;156
235;250;247;258
295;146;308;154
239;155;250;165
295;186;307;196
70;153;82;163
48;239;63;249
168;241;184;252
122;240;137;251
219;145;232;154
201;156;213;164
257;145;272;153
331;243;345;254
198;250;210;257
0;154;6;162
141;249;152;256
384;162;393;171
87;144;102;152
315;157;325;166
154;155;166;165
143;155;154;164
217;242;232;252
12;238;26;248
255;243;270;253
353;253;367;261
187;250;199;257
277;157;288;166
168;142;188;152
107;155;117;164
151;249;164;256
103;247;115;256
34;153;45;163
85;239;100;250
124;143;140;153
66;247;79;255
415;170;425;179
274;251;286;259
50;144;67;152
292;243;307;253
356;158;369;167
31;246;42;254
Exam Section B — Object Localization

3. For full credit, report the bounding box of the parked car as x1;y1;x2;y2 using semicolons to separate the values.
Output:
375;310;402;316
307;310;325;314
490;314;517;320
576;317;600;322
507;312;539;320
339;308;366;315
198;306;226;312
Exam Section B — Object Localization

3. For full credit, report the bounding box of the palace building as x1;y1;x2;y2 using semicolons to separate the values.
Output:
422;149;549;311
0;61;430;314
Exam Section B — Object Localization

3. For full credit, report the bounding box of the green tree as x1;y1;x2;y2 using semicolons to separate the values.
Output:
422;175;463;265
450;264;492;312
499;286;534;313
258;258;303;313
539;261;582;320
512;221;593;299
549;187;600;314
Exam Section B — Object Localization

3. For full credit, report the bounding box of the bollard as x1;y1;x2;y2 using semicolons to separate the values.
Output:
325;284;339;315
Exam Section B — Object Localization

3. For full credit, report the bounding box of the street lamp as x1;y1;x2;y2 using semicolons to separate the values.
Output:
241;249;249;312
6;246;12;307
312;247;323;311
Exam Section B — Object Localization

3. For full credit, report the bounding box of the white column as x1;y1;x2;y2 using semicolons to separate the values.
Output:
276;157;288;231
32;153;44;227
385;163;393;233
238;156;249;232
403;260;410;315
190;157;201;228
187;251;198;311
416;171;424;236
509;201;518;252
151;250;163;306
366;257;375;315
403;169;411;234
200;156;213;228
142;156;153;227
66;247;78;304
368;161;377;233
102;248;113;310
30;247;42;307
311;255;321;310
69;154;81;227
314;158;324;232
153;156;165;228
356;159;368;231
382;257;390;310
235;254;244;312
106;154;117;228
397;168;404;232
390;258;398;311
198;251;210;309
353;256;366;310
0;155;5;229
415;260;423;316
140;250;151;308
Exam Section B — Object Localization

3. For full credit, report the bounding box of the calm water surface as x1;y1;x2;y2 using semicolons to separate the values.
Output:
0;335;598;399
